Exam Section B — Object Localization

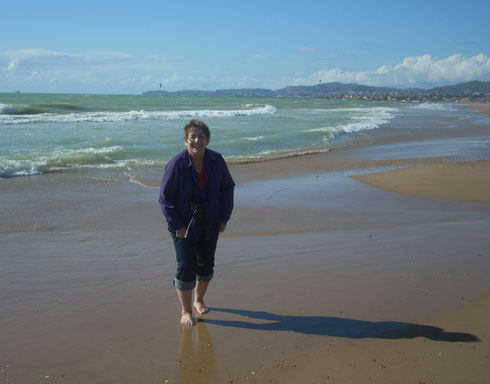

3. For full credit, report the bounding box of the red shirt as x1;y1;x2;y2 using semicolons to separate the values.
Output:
196;160;205;191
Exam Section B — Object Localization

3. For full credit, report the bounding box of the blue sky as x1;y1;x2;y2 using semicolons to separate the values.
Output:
1;0;489;94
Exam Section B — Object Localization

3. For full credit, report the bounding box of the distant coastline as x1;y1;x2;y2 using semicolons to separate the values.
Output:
143;80;490;102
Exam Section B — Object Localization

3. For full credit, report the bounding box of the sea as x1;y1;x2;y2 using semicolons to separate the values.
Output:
1;93;488;180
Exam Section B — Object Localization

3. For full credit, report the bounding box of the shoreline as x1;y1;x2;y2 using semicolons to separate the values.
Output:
3;100;488;183
1;104;489;383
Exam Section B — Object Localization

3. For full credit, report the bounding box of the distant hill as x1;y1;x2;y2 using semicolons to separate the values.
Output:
142;81;490;100
428;81;490;96
270;82;426;98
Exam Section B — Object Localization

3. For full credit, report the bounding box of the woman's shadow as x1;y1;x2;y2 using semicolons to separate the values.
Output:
205;307;479;342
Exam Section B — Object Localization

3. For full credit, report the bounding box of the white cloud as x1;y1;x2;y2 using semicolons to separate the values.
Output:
290;53;490;88
1;49;489;93
0;48;183;93
299;47;315;53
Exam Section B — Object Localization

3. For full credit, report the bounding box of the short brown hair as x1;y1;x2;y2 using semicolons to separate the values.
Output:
184;120;211;140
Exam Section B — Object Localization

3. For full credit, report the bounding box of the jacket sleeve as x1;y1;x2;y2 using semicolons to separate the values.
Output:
219;157;235;224
159;161;186;231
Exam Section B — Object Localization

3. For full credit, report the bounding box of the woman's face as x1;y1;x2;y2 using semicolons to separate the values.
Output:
185;127;210;157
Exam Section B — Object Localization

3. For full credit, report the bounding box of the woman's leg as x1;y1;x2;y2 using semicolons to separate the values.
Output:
177;289;195;326
195;235;218;314
194;280;210;314
171;232;198;325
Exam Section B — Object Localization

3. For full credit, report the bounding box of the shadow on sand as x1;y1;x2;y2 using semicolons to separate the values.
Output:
205;307;479;342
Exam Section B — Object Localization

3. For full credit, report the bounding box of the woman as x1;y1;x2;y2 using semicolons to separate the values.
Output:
159;120;235;326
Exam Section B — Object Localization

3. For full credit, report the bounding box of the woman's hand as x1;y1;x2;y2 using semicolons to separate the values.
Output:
175;227;187;239
219;223;227;233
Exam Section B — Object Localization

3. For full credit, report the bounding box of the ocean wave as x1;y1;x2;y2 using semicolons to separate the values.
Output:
37;102;86;111
319;106;400;114
0;103;45;115
229;135;265;143
412;103;456;111
0;103;14;114
226;147;332;164
0;146;142;178
0;101;86;116
0;104;277;124
302;106;396;136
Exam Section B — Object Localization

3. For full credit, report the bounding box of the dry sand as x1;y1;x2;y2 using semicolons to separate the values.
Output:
353;161;490;205
1;104;489;384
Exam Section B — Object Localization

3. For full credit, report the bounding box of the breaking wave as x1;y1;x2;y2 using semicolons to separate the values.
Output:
0;104;277;124
0;146;141;178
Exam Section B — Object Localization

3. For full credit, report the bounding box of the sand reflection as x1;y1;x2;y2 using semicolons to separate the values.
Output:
177;320;220;383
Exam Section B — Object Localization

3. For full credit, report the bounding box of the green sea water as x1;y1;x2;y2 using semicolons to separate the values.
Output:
0;93;485;179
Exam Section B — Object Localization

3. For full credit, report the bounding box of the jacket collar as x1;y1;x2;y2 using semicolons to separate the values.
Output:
184;148;217;169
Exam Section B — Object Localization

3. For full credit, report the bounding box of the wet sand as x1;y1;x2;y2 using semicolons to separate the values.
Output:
353;161;490;204
468;102;490;117
1;105;490;383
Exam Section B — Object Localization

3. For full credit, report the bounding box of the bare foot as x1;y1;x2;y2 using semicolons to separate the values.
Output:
181;311;195;326
194;301;209;315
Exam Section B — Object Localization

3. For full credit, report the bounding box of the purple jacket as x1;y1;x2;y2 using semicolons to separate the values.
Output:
159;149;235;239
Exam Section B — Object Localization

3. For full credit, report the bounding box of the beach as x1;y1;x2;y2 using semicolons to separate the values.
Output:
1;104;490;383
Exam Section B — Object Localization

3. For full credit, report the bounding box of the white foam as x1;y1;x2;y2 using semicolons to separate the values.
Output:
229;135;265;143
0;105;277;125
303;127;333;133
302;106;396;135
244;136;265;141
320;106;399;114
0;146;130;178
0;103;17;115
412;103;455;111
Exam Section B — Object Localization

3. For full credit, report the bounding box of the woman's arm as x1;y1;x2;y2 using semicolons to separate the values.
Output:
159;161;186;232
